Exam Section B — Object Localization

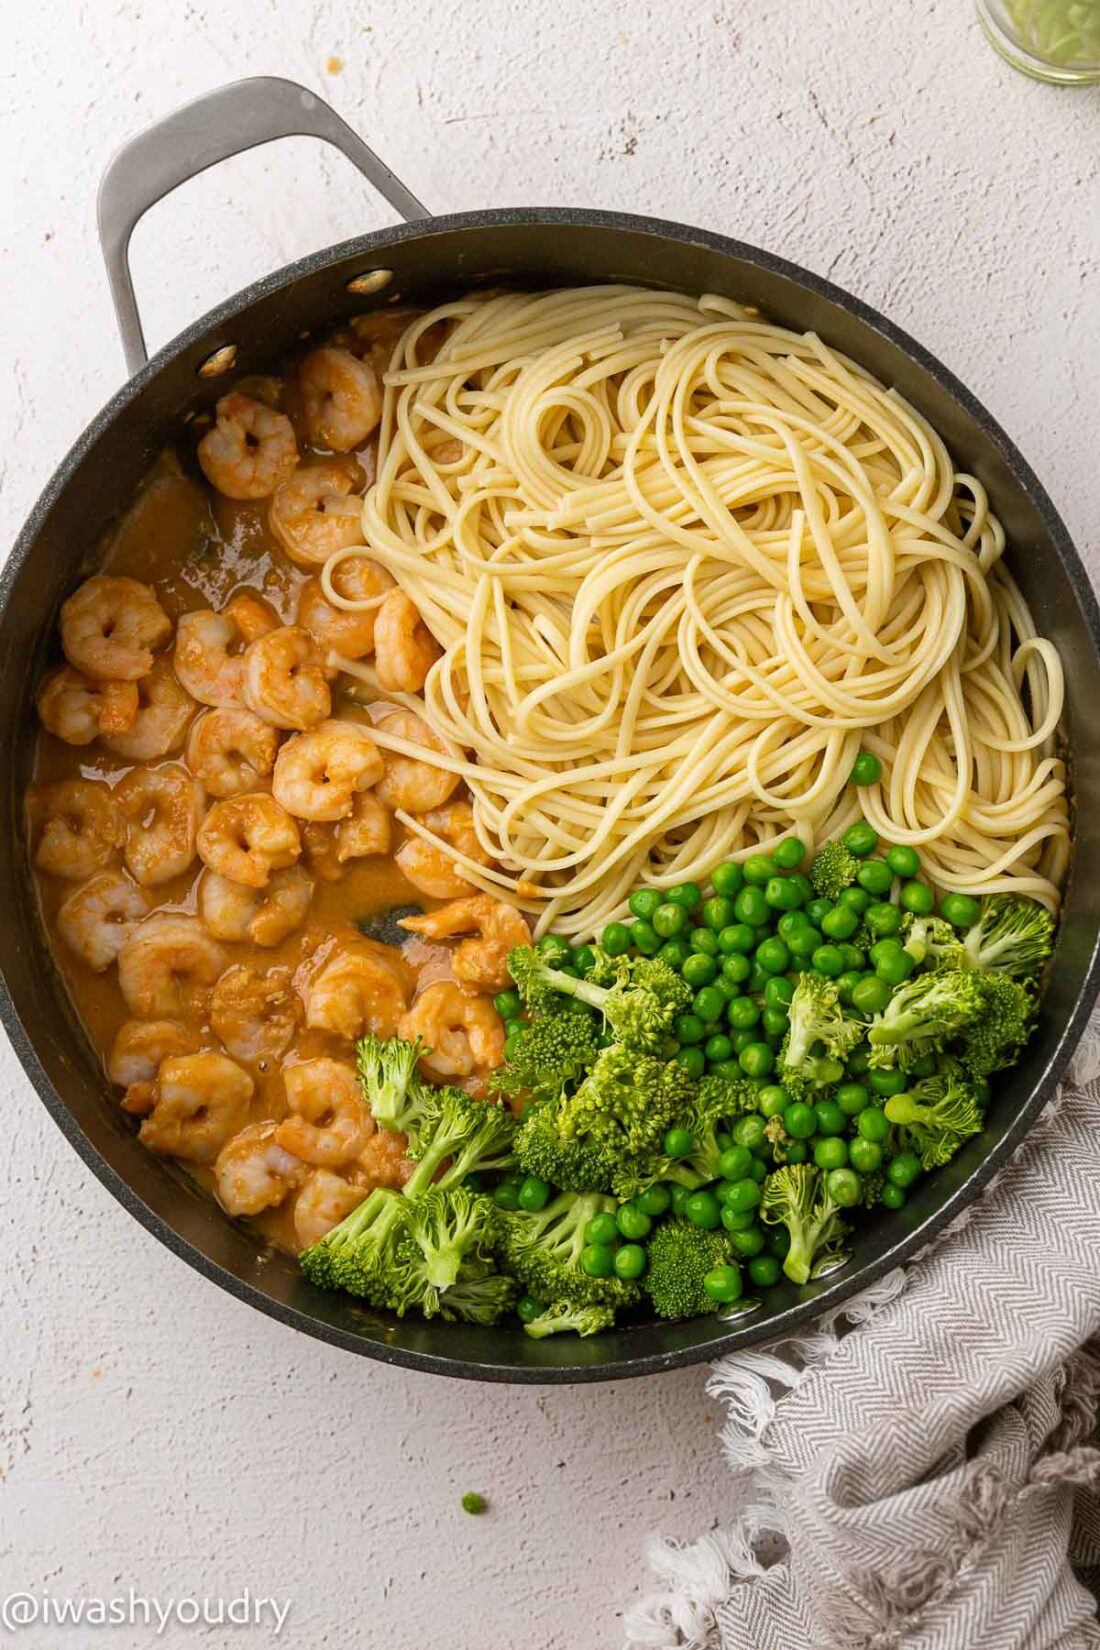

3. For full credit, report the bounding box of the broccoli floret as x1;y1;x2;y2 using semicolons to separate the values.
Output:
438;1270;519;1326
523;1299;616;1339
780;973;864;1084
654;1076;750;1190
961;895;1056;978
514;1102;618;1192
955;971;1035;1078
810;839;860;900
496;1190;642;1309
760;1165;850;1285
901;913;965;971
399;1185;499;1295
299;1187;411;1304
860;1169;886;1208
404;1085;517;1198
506;946;690;1053
489;1001;600;1108
884;1077;984;1169
645;1219;735;1320
866;969;985;1068
357;1033;431;1140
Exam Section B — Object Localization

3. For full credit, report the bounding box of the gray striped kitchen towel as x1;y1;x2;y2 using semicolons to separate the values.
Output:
624;1008;1100;1650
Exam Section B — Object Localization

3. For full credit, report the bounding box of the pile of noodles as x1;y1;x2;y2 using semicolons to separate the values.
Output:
323;286;1069;939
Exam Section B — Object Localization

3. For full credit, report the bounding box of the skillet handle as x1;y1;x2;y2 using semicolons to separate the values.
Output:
97;75;430;376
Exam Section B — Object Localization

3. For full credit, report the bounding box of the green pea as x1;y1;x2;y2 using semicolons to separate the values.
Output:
728;1225;766;1257
731;1027;759;1055
726;996;761;1031
616;1203;652;1241
681;952;716;989
772;836;806;870
516;1294;543;1324
814;1136;849;1170
836;1081;870;1116
688;928;721;959
856;859;893;896
851;974;892;1014
719;923;756;956
731;1115;768;1152
628;888;662;921
703;1264;743;1305
786;925;822;961
763;975;795;1009
880;1181;906;1210
720;953;752;988
613;1243;647;1281
805;897;834;926
885;844;921;878
757;1083;789;1118
840;944;866;971
734;886;770;927
789;873;815;904
721;1202;758;1232
869;1067;908;1098
572;945;597;976
663;1127;696;1159
504;1031;525;1061
631;919;661;955
825;1167;862;1207
747;1253;782;1288
701;896;736;932
839;885;871;913
865;901;903;938
850;751;882;786
849;1137;883;1174
899;880;935;916
676;1047;707;1078
843;820;879;857
814;1100;847;1137
493;988;522;1019
764;876;802;912
658;937;693;970
714;977;740;1003
653;902;687;939
908;1051;937;1078
710;1059;743;1082
837;969;863;1006
742;853;775;886
705;1032;733;1064
717;1145;754;1181
600;921;632;957
887;1151;922;1189
517;1175;551;1212
711;861;744;897
694;985;726;1024
585;1211;620;1246
684;1189;722;1229
673;1013;705;1046
783;1101;817;1140
761;1006;790;1038
875;951;915;987
857;1106;890;1142
503;1017;526;1041
536;933;572;964
820;904;859;941
669;1184;690;1216
748;962;771;994
940;892;980;928
637;1183;671;1217
721;1177;762;1214
667;882;702;912
812;944;846;978
777;910;810;940
580;1242;615;1278
493;1180;521;1211
739;1042;775;1079
755;936;791;975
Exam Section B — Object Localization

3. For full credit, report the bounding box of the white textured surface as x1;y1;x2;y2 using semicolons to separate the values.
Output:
1;3;1098;1646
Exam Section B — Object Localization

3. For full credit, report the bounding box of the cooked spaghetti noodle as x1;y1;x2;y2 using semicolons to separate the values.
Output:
323;286;1068;939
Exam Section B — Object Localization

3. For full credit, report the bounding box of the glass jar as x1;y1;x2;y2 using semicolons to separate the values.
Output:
977;0;1100;80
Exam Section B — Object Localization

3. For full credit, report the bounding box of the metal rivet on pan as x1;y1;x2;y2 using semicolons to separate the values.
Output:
197;344;238;378
346;268;394;295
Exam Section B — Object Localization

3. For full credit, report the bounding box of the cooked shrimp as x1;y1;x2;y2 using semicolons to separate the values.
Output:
196;793;300;887
37;667;138;746
293;1169;368;1248
214;1122;307;1217
335;791;391;862
353;1128;417;1191
397;981;505;1079
197;392;298;500
102;659;194;760
275;1058;372;1167
396;801;493;898
400;894;531;993
268;458;366;567
296;557;394;660
373;589;441;693
139;1052;253;1163
114;763;203;887
298;347;382;452
271;720;384;822
301;945;408;1040
185;706;280;797
198;864;313;946
28;779;123;879
60;575;172;682
174;597;273;706
108;1018;200;1087
223;590;278;643
56;870;151;971
117;913;227;1017
242;625;330;731
211;963;300;1065
373;708;461;812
